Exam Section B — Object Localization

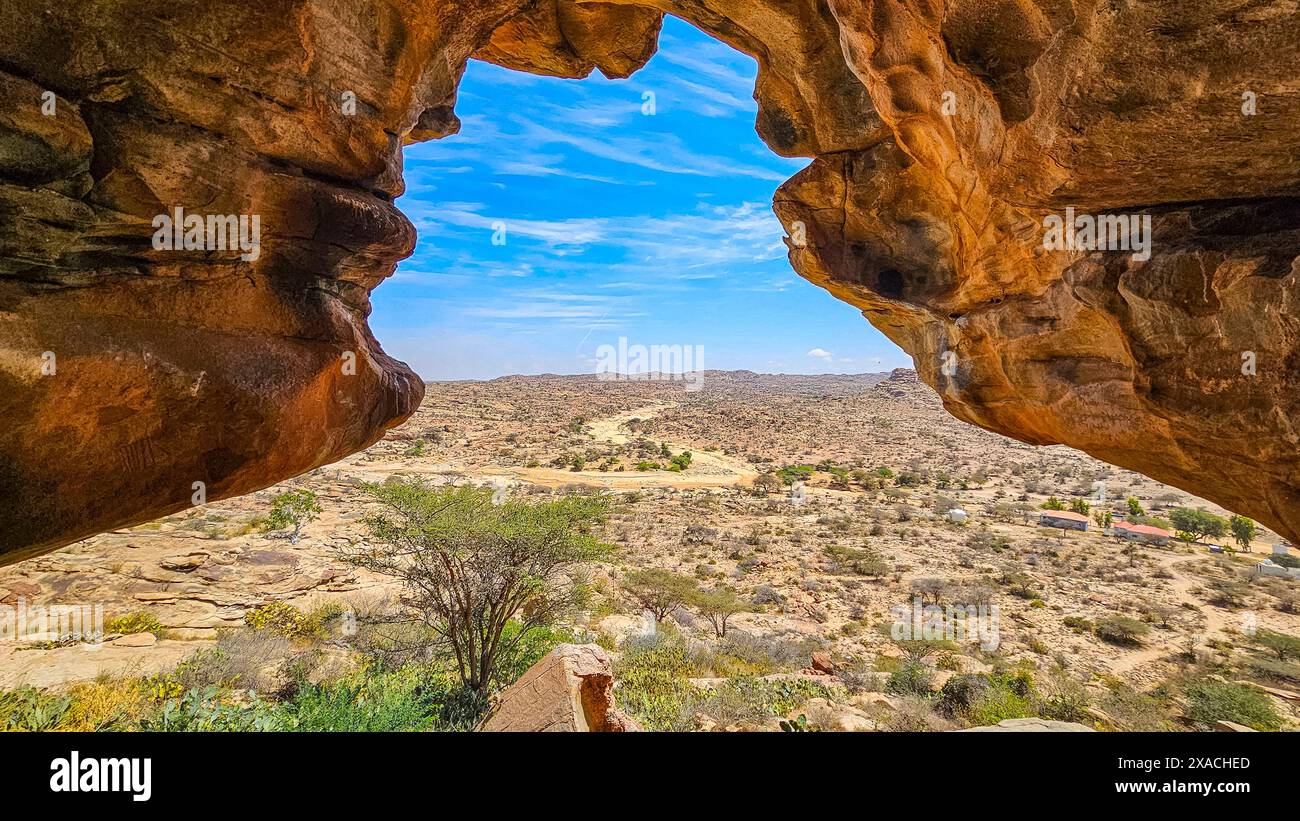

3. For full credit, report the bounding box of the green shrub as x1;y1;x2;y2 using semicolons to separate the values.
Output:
105;612;164;636
143;686;287;732
1038;674;1090;723
0;687;72;731
690;633;817;678
968;676;1036;726
287;664;460;732
1095;616;1150;646
1252;629;1300;661
937;673;989;716
264;488;322;544
696;677;832;728
62;680;150;731
823;545;889;576
1062;616;1093;633
1099;681;1176;732
613;636;698;731
1243;656;1300;686
1185;680;1283;731
886;660;933;696
244;601;323;639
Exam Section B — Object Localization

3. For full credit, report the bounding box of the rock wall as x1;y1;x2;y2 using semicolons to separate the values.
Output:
1;0;1298;559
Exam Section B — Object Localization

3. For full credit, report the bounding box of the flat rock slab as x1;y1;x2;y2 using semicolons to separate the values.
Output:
0;639;207;690
958;718;1096;732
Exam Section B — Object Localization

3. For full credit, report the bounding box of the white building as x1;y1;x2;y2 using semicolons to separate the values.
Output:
1253;559;1300;580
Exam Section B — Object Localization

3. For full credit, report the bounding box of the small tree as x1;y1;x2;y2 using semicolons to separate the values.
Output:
266;489;322;544
909;576;950;605
1069;497;1090;515
1169;507;1227;542
1093;509;1113;529
1229;515;1257;552
1142;600;1177;628
1253;629;1300;661
692;586;748;638
893;637;957;665
1096;616;1150;646
343;481;609;694
1127;496;1144;517
622;568;696;623
1042;496;1066;511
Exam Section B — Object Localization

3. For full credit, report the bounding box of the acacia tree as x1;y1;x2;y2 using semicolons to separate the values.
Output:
622;568;696;623
1170;507;1227;542
692;586;748;638
343;481;609;694
266;489;322;544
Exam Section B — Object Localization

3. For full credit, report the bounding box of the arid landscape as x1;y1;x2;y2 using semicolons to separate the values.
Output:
4;370;1298;732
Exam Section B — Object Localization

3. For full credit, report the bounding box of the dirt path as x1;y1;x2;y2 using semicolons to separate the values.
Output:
1107;552;1232;675
346;402;758;491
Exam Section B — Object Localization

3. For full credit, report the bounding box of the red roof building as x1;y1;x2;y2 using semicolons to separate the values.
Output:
1111;520;1172;544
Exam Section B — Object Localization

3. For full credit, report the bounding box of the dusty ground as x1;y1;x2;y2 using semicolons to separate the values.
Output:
2;369;1297;726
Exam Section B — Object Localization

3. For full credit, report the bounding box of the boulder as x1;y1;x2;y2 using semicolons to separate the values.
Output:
160;553;209;572
1214;720;1258;733
479;643;640;732
790;697;876;732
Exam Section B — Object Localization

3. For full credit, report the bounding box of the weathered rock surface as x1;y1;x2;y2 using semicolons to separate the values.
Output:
0;639;206;691
479;643;640;732
1;0;1298;558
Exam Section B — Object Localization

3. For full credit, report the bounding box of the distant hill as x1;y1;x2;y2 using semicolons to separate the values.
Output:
428;369;899;398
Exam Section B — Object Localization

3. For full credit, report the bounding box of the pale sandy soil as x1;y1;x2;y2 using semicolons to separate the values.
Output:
2;370;1296;729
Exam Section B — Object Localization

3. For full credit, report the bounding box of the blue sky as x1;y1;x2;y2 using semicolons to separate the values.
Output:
372;16;911;381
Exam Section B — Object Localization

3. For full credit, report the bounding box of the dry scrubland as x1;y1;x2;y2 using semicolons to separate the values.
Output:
2;370;1299;732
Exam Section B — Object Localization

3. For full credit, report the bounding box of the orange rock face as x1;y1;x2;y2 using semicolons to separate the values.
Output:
1;0;1298;559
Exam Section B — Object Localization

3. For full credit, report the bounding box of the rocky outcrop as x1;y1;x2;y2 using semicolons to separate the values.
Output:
1;0;1298;559
479;643;640;732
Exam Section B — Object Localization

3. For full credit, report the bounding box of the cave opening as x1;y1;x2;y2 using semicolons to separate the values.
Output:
372;16;910;382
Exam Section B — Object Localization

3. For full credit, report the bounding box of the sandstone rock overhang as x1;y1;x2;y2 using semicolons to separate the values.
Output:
1;0;1298;560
